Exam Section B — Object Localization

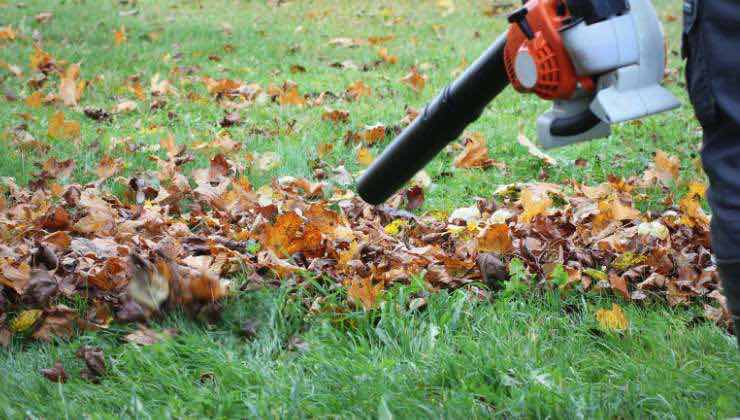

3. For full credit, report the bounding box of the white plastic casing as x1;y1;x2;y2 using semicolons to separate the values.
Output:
535;0;680;148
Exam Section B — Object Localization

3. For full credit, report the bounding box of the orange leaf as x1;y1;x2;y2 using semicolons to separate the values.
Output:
114;25;127;46
608;271;630;299
346;80;372;99
0;25;17;41
654;149;680;183
477;224;513;254
261;212;324;258
453;132;499;169
348;277;384;311
377;48;398;64
400;67;427;92
358;124;386;145
277;81;305;106
30;45;54;72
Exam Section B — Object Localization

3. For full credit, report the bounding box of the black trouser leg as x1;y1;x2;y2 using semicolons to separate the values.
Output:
684;0;740;344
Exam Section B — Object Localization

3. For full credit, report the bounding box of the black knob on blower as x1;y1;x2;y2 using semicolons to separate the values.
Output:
357;33;511;205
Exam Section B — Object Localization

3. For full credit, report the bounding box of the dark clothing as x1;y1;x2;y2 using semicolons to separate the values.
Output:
684;0;740;339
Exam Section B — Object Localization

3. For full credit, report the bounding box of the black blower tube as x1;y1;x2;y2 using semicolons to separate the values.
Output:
357;32;511;205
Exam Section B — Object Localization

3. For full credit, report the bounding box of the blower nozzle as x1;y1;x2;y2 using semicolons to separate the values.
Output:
357;33;510;205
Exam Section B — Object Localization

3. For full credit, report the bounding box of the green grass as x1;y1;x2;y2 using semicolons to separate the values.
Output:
0;0;738;418
2;285;738;418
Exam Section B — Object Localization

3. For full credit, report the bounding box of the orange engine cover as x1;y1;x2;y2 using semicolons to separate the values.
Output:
504;0;591;100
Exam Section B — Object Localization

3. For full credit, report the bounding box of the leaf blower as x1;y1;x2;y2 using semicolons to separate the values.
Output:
357;0;679;205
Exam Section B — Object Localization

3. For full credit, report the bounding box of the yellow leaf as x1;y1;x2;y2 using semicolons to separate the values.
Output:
357;147;374;166
48;111;81;139
519;188;551;223
384;219;406;235
10;309;43;333
317;142;334;158
595;304;629;332
687;181;706;199
678;193;710;228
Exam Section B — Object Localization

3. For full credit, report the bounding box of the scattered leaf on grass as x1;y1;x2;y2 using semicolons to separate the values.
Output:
114;25;127;46
595;304;629;332
124;326;177;346
48;111;80;139
41;361;68;383
400;67;427;92
75;345;106;382
517;129;557;165
346;80;372;99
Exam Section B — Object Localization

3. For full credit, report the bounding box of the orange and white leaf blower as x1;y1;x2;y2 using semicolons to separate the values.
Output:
358;0;679;205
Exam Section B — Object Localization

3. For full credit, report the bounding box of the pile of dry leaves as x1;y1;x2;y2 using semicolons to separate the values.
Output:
0;144;732;347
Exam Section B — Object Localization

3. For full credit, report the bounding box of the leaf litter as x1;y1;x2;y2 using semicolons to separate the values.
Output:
0;16;732;358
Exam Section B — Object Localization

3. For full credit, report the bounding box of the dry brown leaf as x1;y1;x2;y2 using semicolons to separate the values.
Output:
608;271;630;299
41;361;68;383
124;326;177;346
322;108;349;123
35;12;53;23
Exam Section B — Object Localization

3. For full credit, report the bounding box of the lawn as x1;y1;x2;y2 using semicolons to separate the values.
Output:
0;0;738;418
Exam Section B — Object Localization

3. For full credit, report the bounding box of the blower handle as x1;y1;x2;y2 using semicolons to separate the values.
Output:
357;32;511;205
